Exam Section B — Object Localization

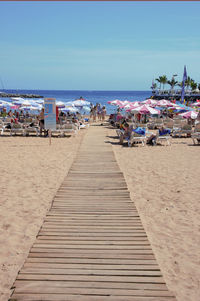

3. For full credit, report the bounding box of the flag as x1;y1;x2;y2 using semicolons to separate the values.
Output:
181;65;187;103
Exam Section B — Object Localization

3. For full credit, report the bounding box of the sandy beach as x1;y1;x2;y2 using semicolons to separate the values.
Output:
0;132;85;301
0;124;199;301
108;127;200;301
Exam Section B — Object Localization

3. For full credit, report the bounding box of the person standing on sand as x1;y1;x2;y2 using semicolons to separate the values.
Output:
38;108;45;136
101;106;106;122
92;105;97;122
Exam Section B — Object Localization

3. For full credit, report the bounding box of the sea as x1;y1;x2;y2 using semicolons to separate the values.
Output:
1;90;151;114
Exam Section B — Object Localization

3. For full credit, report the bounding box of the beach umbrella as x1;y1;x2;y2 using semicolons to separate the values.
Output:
11;97;25;102
157;99;174;107
142;99;158;106
20;105;42;111
12;99;32;106
119;101;132;109
107;99;124;106
179;111;198;119
125;102;141;111
10;105;20;110
82;106;90;112
0;101;12;107
73;100;90;106
35;99;44;104
131;104;160;115
56;101;65;108
175;103;192;111
62;106;79;113
191;101;200;107
65;101;75;106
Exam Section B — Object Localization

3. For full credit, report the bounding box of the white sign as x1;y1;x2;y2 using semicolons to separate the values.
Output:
44;98;56;130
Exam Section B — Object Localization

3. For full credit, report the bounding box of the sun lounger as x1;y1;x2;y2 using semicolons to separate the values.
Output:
191;123;200;144
24;125;39;136
156;129;172;146
127;127;146;147
10;123;26;136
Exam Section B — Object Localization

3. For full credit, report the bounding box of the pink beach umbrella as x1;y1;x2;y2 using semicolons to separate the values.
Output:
11;105;20;110
125;102;141;110
179;111;198;119
119;100;131;108
107;99;124;106
191;102;200;107
131;104;160;115
142;99;158;106
157;99;174;107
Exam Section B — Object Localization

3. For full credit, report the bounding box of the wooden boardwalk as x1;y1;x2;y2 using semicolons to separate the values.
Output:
10;125;176;301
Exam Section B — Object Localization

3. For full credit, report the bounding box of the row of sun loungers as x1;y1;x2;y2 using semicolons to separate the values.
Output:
0;117;84;137
115;120;200;146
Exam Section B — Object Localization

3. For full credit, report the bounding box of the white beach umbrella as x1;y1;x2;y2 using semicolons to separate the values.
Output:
179;111;198;119
62;106;80;113
131;104;160;115
56;101;65;108
11;97;25;101
72;100;90;106
35;99;44;104
142;99;158;105
107;99;124;106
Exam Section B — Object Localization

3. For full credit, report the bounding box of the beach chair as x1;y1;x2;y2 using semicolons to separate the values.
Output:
127;127;146;147
60;123;78;137
180;124;193;137
10;123;26;136
24;125;39;136
156;128;172;146
191;123;200;144
0;120;4;135
172;120;183;137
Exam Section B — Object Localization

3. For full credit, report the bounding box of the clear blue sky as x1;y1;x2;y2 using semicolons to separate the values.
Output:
0;1;200;90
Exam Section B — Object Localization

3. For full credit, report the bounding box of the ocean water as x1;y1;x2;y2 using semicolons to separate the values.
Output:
2;90;151;114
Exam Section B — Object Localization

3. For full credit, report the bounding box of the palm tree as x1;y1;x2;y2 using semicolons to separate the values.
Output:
156;75;168;90
167;78;178;91
185;76;193;90
156;76;162;89
151;82;157;90
190;81;197;91
177;82;183;88
198;83;200;90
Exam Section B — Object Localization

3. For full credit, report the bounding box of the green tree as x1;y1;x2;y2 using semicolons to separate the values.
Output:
167;78;178;90
156;75;168;90
190;81;197;91
156;76;162;89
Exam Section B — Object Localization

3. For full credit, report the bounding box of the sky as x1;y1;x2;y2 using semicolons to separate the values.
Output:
0;1;200;90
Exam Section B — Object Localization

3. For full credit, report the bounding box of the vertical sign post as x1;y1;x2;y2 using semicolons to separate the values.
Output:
44;98;56;145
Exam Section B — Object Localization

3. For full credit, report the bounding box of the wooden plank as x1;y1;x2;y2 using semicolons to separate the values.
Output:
29;253;155;259
10;294;176;301
19;267;162;276
17;274;165;283
23;263;160;270
26;257;158;265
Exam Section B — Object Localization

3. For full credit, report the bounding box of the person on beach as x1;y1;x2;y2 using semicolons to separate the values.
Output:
101;106;106;122
38;108;45;136
91;105;97;122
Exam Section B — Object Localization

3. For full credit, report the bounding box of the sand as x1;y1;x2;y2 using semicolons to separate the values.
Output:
108;127;200;301
0;124;199;301
0;131;85;301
